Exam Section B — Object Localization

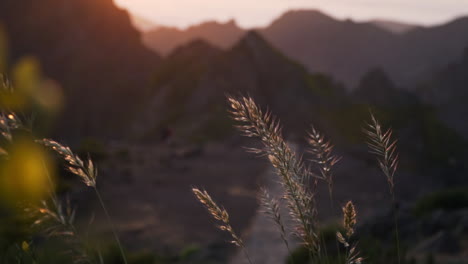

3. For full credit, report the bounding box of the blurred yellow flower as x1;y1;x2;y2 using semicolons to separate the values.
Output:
0;56;64;113
0;139;55;205
21;241;30;252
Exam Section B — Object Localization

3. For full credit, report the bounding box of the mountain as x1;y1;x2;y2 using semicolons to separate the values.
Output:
387;17;468;85
143;9;468;88
262;10;468;87
417;46;468;139
353;68;418;107
143;20;244;55
261;10;397;87
349;67;467;183
0;0;161;139
139;31;346;141
371;19;418;34
141;31;467;185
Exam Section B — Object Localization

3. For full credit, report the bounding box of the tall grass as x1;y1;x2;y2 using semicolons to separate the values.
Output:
307;126;341;203
40;139;128;264
192;188;253;264
363;113;401;264
0;72;127;263
258;188;292;258
1;66;404;263
192;96;370;264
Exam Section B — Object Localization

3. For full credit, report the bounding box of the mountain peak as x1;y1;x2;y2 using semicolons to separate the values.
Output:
242;31;266;44
169;38;221;58
144;19;244;55
269;9;335;27
233;30;277;56
188;19;242;31
282;9;332;19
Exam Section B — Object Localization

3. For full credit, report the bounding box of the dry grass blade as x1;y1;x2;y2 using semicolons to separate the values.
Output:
363;113;399;195
39;139;127;264
192;187;253;264
336;201;362;264
228;96;319;253
40;139;97;187
307;126;341;199
0;112;22;142
26;198;93;264
258;188;292;254
343;201;356;238
192;188;242;246
364;113;401;264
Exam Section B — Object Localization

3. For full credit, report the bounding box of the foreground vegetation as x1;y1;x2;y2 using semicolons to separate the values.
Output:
192;96;405;264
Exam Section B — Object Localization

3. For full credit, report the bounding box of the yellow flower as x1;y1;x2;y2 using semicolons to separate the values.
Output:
21;241;30;252
0;139;55;205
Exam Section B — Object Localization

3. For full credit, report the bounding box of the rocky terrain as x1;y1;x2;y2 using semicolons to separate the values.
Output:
0;0;161;139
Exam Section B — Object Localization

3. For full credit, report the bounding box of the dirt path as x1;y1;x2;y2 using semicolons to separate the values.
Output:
229;142;300;264
229;166;298;264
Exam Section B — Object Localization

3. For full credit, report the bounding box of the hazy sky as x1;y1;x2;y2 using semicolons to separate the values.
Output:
114;0;468;29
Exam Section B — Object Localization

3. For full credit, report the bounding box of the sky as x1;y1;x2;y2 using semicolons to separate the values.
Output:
114;0;468;29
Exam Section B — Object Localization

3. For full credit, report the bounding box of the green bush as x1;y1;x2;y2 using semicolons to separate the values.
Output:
413;188;468;217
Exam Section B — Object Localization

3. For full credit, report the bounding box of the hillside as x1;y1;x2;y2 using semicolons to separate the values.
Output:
143;20;244;56
262;10;468;87
417;46;468;139
141;30;466;180
0;0;161;139
139;31;346;141
143;9;468;87
261;10;396;87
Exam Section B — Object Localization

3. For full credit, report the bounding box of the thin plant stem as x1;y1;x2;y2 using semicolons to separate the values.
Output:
40;158;56;197
94;188;128;264
259;189;294;264
329;203;343;264
392;193;401;264
319;232;330;264
284;240;294;264
241;244;254;264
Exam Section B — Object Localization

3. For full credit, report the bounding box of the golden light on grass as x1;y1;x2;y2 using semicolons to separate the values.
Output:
0;139;55;204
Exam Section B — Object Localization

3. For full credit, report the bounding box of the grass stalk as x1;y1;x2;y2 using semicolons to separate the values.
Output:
364;113;401;264
94;188;128;264
392;193;401;264
258;188;294;263
192;187;253;264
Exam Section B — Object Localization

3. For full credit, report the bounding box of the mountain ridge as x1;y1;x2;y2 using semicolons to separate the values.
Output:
138;31;346;140
143;9;468;88
144;19;244;55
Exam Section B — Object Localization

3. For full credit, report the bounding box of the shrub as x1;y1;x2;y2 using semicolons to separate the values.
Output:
413;188;468;217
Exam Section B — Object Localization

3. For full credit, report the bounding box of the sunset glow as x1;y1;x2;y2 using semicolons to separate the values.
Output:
114;0;468;28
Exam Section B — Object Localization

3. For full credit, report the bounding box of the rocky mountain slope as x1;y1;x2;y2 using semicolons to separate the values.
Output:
144;20;244;56
417;46;468;140
143;9;468;88
139;31;347;141
0;0;161;139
